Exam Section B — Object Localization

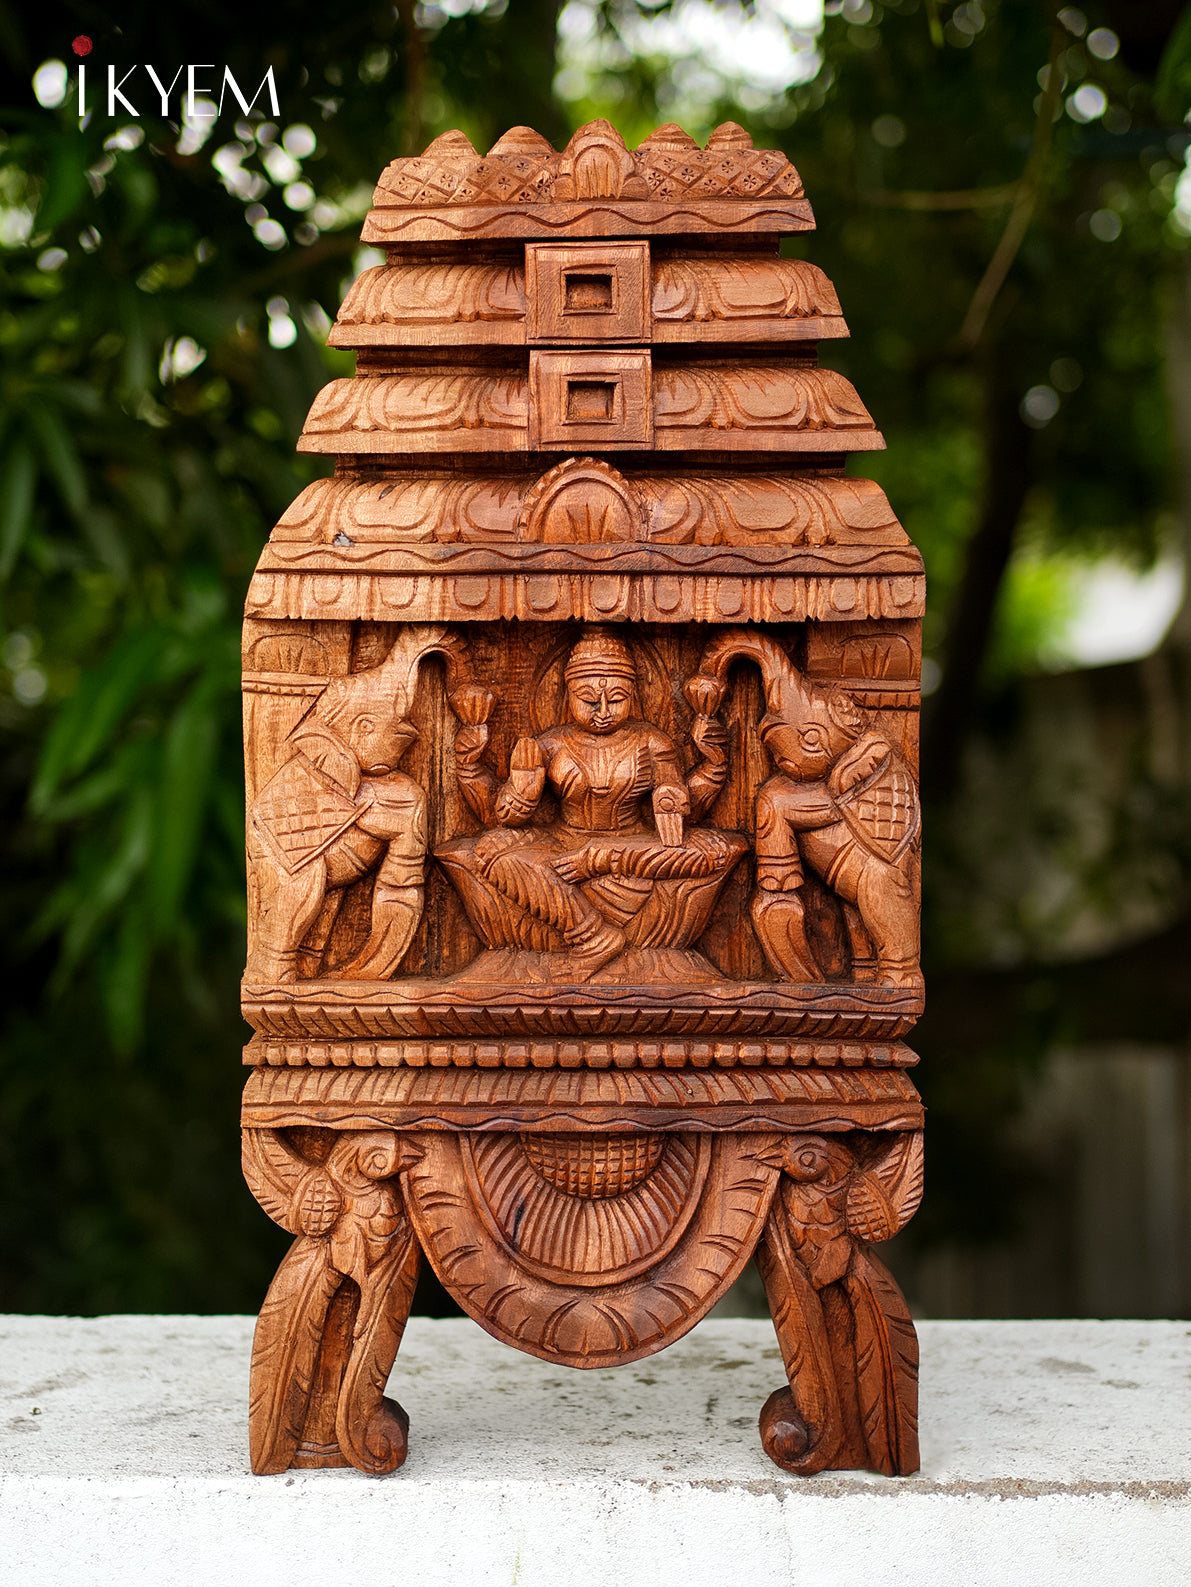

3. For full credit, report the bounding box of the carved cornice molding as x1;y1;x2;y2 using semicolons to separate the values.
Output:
361;121;813;242
330;257;847;348
296;366;882;456
269;466;911;551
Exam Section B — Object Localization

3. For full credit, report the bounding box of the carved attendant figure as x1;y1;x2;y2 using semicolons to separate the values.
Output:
438;629;747;980
689;630;920;987
246;625;476;983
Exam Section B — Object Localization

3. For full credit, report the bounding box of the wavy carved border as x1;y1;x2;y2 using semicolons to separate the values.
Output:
239;1062;926;1133
240;977;925;1043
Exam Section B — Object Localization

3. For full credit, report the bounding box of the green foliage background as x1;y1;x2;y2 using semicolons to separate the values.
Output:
2;0;1190;1312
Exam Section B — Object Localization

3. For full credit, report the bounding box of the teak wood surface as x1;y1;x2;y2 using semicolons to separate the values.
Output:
241;118;925;1480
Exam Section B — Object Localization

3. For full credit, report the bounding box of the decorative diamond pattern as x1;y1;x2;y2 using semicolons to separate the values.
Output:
251;754;363;874
372;123;803;210
842;763;920;863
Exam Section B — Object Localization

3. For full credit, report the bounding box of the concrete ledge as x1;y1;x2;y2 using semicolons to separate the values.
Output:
2;1315;1190;1586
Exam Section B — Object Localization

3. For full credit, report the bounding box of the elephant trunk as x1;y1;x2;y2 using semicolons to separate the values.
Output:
685;627;866;741
372;624;476;719
313;625;492;737
685;628;806;718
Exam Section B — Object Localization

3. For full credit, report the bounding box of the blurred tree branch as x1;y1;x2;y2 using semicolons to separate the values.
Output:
956;20;1064;351
924;353;1037;797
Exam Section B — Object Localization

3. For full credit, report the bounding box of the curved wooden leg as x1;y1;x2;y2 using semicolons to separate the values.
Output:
755;1133;921;1478
243;1126;425;1476
841;1247;919;1476
288;1278;359;1468
249;1235;344;1474
755;1182;845;1475
335;1220;421;1474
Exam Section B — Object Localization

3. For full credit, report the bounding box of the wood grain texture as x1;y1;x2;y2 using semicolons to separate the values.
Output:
329;256;846;347
243;621;922;1002
245;569;924;626
652;257;842;335
241;979;924;1041
403;1129;780;1366
244;1128;422;1474
239;1060;926;1134
372;121;805;208
295;364;882;456
525;242;651;343
528;350;653;447
244;625;484;985
242;116;922;1479
755;1131;921;1476
688;629;921;988
241;1036;922;1072
333;260;526;346
266;467;911;552
360;121;812;243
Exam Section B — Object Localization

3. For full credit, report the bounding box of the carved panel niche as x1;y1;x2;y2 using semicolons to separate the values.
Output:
241;119;926;1482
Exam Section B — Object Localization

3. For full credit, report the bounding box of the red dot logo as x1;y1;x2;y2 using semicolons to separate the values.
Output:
72;36;92;56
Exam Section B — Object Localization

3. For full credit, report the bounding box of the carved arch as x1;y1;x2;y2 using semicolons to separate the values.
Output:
517;456;646;543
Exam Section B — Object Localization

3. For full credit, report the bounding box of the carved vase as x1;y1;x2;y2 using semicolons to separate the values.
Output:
241;118;925;1478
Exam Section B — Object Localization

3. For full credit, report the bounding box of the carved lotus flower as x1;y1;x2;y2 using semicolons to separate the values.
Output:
684;674;724;718
449;683;496;725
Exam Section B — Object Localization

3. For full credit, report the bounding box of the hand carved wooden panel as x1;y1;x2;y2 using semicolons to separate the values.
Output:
242;118;925;1481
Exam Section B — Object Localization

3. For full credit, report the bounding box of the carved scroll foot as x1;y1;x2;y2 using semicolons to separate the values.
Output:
333;1389;411;1475
333;1212;422;1475
758;1387;813;1470
243;1127;423;1476
756;1131;923;1478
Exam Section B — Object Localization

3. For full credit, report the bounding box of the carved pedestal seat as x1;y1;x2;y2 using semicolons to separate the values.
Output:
241;119;926;1481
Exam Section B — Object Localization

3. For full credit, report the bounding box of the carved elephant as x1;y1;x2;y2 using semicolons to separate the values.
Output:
686;629;920;987
245;624;479;984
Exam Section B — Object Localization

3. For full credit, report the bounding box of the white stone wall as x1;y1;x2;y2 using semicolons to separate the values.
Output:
2;1315;1190;1586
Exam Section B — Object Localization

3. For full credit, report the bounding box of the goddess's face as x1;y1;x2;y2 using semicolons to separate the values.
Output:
568;675;633;736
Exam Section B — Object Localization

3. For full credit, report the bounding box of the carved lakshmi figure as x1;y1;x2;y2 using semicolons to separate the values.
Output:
437;629;748;981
